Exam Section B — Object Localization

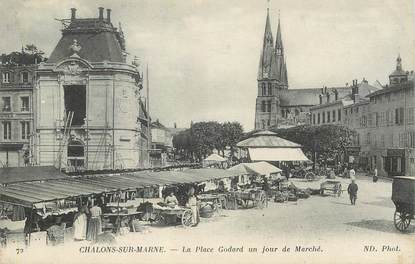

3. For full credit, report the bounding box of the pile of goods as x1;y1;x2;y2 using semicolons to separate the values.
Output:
199;203;215;218
273;183;319;203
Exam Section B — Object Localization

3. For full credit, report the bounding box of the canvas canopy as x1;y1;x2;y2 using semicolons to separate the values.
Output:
0;168;241;207
204;154;227;162
248;148;309;162
0;166;68;185
228;162;281;177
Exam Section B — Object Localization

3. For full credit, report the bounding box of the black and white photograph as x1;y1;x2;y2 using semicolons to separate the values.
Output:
0;0;414;263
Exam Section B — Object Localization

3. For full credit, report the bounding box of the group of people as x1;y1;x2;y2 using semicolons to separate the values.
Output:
164;187;199;227
72;202;103;242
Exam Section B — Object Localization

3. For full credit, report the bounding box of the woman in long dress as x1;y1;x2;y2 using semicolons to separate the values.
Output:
87;204;102;242
73;207;87;241
186;188;199;226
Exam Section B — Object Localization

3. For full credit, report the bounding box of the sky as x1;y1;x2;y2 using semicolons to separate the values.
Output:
1;0;414;131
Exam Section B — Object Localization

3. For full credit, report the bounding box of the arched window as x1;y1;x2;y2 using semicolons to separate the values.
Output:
261;83;266;95
261;101;266;112
268;83;272;96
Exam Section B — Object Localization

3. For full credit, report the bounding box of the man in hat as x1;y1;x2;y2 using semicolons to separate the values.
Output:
347;179;358;205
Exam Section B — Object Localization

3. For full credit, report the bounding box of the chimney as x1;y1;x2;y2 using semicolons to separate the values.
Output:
326;93;330;103
98;7;104;20
70;8;76;20
319;94;323;105
106;9;111;23
324;86;327;94
334;89;338;101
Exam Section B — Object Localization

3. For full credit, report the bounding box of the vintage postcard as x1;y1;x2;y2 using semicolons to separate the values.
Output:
0;0;414;263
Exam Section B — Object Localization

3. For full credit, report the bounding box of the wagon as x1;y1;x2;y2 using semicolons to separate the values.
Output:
230;189;267;209
320;180;342;197
198;193;227;213
391;176;415;232
153;205;194;227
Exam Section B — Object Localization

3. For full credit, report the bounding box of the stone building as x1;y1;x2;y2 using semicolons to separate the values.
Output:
254;9;350;130
310;79;380;126
34;7;148;172
344;55;415;177
0;64;36;167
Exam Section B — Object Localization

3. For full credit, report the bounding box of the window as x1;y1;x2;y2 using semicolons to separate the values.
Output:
368;113;372;127
3;122;11;140
21;72;29;83
20;97;29;112
267;119;270;126
366;133;371;145
2;97;11;112
268;83;272;96
317;113;321;124
261;101;266;112
312;114;316;124
375;112;379;127
338;109;341;121
407;107;414;124
332;110;336;122
267;100;271;112
395;107;404;125
261;83;266;96
322;112;325;123
262;120;266;129
327;111;330;123
2;72;10;83
21;122;30;140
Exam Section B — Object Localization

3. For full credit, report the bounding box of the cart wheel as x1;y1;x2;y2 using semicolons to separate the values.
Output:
155;214;166;225
337;184;342;197
394;210;412;232
181;209;193;227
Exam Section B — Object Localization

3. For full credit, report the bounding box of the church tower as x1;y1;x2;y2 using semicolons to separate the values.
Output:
254;10;288;130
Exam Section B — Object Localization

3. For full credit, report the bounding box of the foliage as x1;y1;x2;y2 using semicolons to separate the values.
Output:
270;124;356;163
1;44;45;65
172;121;244;162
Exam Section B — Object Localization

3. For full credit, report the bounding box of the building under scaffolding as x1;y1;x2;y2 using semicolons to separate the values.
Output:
34;7;150;172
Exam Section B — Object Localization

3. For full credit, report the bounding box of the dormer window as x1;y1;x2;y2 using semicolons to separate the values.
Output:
2;72;10;83
21;71;29;83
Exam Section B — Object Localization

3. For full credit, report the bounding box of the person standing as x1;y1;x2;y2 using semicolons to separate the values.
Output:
347;179;358;205
373;168;378;182
349;167;356;180
164;191;179;207
186;188;199;227
87;203;102;242
73;206;87;241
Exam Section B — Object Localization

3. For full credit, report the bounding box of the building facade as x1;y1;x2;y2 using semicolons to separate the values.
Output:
254;10;350;130
0;64;36;167
344;56;415;177
34;7;148;172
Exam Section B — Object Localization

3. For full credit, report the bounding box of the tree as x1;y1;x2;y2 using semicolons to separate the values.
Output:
1;44;45;65
221;122;243;159
270;124;356;165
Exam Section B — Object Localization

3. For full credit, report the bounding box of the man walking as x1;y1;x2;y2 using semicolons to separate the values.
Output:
347;179;358;205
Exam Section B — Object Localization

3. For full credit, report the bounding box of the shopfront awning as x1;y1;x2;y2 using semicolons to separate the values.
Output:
0;168;241;207
248;148;309;162
228;162;281;177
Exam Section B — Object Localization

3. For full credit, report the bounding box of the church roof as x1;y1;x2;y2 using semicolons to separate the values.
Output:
48;14;124;63
279;87;350;106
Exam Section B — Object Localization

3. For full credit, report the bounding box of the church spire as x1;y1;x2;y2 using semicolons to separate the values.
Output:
396;54;402;71
275;12;283;55
257;8;275;80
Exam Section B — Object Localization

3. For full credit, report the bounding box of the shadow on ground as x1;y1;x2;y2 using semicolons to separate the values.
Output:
361;196;395;209
346;219;415;234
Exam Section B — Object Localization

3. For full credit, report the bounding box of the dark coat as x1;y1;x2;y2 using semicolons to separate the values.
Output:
347;182;358;195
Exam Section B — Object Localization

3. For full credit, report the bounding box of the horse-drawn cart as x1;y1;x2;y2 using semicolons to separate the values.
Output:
228;189;267;209
153;205;194;227
392;176;415;232
320;180;342;197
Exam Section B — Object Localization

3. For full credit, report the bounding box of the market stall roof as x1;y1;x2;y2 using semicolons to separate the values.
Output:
204;154;227;162
228;162;281;176
0;166;68;185
0;168;241;207
237;130;301;148
248;148;309;162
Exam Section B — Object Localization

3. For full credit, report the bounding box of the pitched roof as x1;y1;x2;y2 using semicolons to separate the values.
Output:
366;81;414;98
237;130;301;148
279;87;350;106
48;18;124;63
0;166;68;185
